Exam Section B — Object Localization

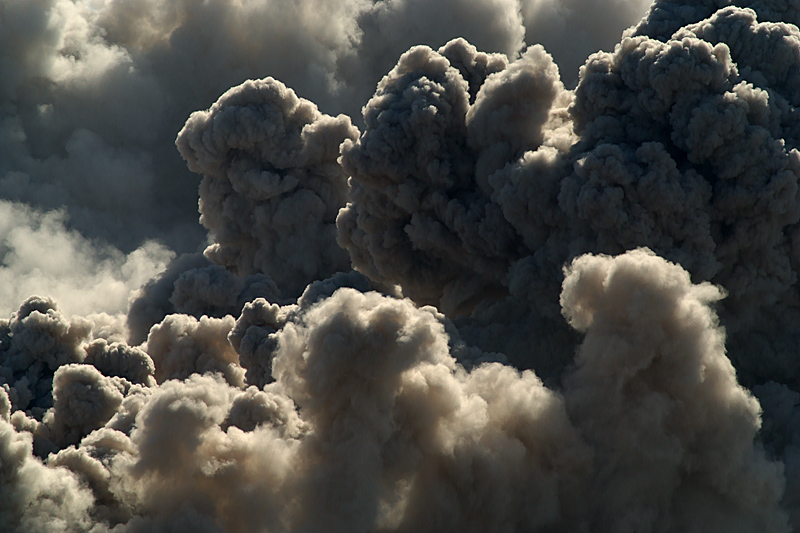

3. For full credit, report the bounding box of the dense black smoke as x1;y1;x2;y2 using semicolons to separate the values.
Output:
5;0;800;531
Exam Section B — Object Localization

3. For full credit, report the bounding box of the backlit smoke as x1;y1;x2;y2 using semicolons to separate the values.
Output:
4;0;800;532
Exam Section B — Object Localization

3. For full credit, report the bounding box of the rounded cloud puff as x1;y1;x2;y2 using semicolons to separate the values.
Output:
177;77;359;298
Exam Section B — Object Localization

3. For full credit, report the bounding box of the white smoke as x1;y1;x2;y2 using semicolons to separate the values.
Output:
0;200;172;318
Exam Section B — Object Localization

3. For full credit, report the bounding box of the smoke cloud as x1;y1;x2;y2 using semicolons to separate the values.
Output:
1;250;791;531
7;0;800;531
176;77;359;295
1;0;645;322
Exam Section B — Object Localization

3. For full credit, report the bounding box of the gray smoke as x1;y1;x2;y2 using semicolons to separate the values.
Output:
0;0;639;310
5;0;637;322
176;77;359;295
0;249;790;531
9;0;800;531
339;1;800;383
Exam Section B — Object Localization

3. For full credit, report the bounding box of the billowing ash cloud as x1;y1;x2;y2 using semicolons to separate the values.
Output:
0;250;789;531
1;0;643;319
176;77;359;295
337;39;571;317
8;0;800;531
124;77;360;345
339;1;800;382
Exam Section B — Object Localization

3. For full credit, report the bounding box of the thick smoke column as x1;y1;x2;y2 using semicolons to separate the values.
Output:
122;78;360;345
127;78;358;344
338;38;570;316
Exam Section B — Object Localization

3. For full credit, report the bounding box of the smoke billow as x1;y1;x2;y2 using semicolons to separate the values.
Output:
176;77;359;296
0;249;790;531
2;0;644;323
0;0;636;261
7;0;800;531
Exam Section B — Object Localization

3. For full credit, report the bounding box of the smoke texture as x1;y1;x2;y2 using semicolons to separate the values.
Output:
6;0;800;531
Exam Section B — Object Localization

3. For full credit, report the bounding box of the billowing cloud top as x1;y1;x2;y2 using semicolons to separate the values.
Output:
177;77;359;296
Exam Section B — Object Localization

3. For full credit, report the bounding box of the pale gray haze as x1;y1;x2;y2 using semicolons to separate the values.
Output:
4;0;800;531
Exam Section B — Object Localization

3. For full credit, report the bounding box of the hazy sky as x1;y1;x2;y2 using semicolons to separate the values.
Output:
5;0;800;532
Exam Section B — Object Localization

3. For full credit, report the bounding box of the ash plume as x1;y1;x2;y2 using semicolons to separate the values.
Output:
0;250;790;531
5;0;800;532
176;77;359;295
340;1;800;383
0;0;631;267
